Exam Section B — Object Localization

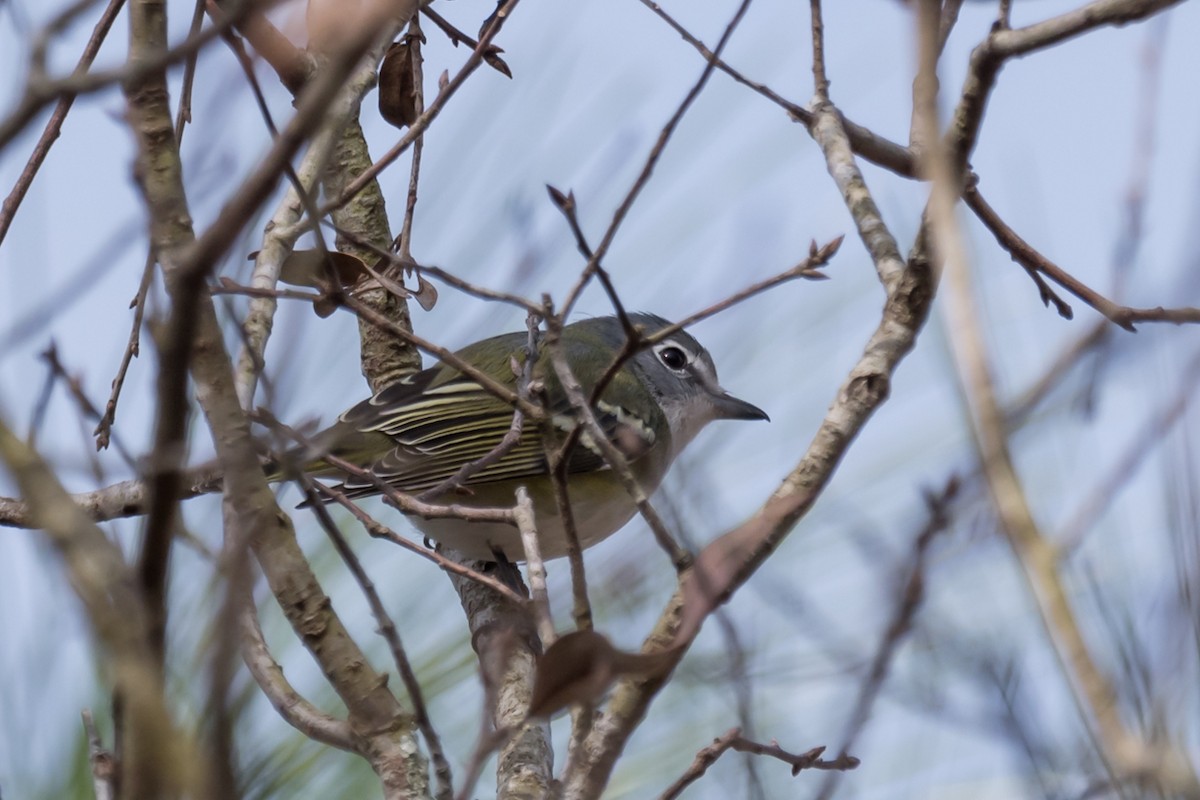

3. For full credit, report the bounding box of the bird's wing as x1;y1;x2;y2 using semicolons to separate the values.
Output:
332;364;657;497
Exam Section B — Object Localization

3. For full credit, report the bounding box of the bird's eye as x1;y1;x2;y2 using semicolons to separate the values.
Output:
658;345;688;371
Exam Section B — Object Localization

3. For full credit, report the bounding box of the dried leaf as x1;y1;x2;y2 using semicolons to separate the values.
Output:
528;631;617;718
528;630;676;718
412;273;438;311
269;250;371;318
276;250;369;291
312;297;339;318
378;39;419;129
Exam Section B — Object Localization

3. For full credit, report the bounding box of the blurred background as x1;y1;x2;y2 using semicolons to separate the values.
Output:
1;0;1199;797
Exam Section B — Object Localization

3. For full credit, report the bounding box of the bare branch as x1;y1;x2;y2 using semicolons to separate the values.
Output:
301;477;454;800
0;0;260;151
544;315;690;571
516;486;556;646
810;105;907;288
206;0;315;93
939;79;1200;798
446;557;552;800
0;0;124;248
1058;348;1200;553
660;727;859;800
238;599;355;750
82;709;117;800
0;420;187;798
314;480;527;604
636;0;917;177
989;0;1185;59
813;479;958;800
965;184;1200;330
559;0;755;318
316;0;524;221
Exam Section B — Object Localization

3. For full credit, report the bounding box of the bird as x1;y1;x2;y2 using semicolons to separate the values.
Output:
275;313;768;561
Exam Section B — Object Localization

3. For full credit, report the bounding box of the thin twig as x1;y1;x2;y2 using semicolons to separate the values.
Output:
813;479;958;800
809;0;828;100
543;316;691;571
542;410;593;632
94;257;155;450
420;5;513;79
312;481;525;604
396;17;425;262
0;0;125;248
414;313;541;502
516;486;555;646
546;186;635;336
173;0;205;145
964;184;1200;330
0;0;265;151
40;344;135;466
636;0;917;177
238;595;355;748
300;476;454;800
82;709;117;800
328;223;543;312
559;0;755;318
341;291;540;414
315;0;523;219
1057;346;1200;553
660;727;858;800
640;239;839;346
414;263;542;313
940;99;1200;797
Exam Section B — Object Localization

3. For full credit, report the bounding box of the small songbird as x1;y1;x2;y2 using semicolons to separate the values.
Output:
277;313;768;560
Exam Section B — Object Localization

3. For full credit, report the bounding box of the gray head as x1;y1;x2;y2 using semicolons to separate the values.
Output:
598;313;769;454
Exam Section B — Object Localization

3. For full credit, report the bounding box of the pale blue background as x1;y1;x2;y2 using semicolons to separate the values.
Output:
2;0;1199;797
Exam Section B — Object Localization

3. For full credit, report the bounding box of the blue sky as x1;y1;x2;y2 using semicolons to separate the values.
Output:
2;1;1199;797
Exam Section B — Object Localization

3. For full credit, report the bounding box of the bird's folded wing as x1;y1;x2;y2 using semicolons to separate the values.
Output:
335;373;656;496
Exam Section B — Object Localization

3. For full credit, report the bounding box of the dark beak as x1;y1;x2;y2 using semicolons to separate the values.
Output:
710;390;770;422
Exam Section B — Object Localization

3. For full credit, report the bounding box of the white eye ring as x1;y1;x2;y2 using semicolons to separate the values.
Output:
655;343;691;371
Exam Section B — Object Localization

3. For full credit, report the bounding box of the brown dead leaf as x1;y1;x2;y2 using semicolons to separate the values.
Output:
412;273;438;311
528;630;677;718
529;631;616;719
275;250;369;291
260;250;372;318
378;39;419;129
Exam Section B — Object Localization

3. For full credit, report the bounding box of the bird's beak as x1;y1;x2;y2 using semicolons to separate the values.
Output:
710;390;770;422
